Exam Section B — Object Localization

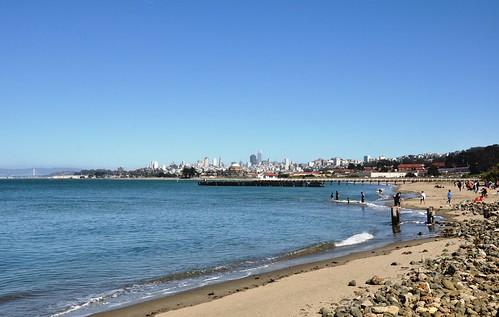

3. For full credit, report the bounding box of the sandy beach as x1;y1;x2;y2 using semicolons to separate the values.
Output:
93;181;498;317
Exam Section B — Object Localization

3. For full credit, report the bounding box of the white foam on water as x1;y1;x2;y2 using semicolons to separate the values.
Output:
202;275;222;282
50;295;105;317
335;232;374;247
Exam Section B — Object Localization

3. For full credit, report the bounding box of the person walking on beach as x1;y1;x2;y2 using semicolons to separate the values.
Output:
420;191;426;204
447;189;452;204
360;192;365;203
457;180;462;192
335;191;339;200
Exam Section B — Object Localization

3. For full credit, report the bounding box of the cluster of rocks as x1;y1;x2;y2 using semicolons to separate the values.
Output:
454;201;499;218
319;205;498;317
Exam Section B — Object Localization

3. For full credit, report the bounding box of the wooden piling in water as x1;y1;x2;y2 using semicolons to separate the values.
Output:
391;206;400;226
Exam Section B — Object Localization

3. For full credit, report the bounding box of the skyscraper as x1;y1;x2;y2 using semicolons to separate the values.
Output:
257;151;262;164
250;154;257;166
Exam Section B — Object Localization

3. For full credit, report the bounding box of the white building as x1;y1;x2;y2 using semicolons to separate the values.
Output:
284;158;290;170
370;172;407;178
150;161;159;170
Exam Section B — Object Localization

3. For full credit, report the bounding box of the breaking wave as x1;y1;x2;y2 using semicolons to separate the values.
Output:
335;232;374;247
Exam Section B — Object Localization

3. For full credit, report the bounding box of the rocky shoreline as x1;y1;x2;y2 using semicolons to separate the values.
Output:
319;202;499;317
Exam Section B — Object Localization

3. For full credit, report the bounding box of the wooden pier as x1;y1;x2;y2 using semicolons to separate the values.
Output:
198;179;325;187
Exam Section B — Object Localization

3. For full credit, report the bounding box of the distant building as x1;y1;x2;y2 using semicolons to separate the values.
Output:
258;172;278;179
363;155;371;163
250;154;257;166
331;157;342;167
212;157;218;167
284;158;290;170
228;163;243;176
150;161;159;170
370;172;407;178
398;163;425;172
257;151;262;164
438;167;470;175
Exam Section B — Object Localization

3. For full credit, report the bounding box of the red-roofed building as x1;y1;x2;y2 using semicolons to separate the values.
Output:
398;163;426;172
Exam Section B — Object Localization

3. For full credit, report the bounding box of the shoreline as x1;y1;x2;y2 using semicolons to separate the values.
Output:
92;236;446;317
89;183;445;317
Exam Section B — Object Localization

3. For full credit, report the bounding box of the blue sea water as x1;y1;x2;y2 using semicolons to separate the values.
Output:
0;179;438;317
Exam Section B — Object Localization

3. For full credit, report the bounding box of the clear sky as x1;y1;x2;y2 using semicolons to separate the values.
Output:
1;1;498;169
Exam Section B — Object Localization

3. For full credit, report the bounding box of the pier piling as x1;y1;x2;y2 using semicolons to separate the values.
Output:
391;206;401;226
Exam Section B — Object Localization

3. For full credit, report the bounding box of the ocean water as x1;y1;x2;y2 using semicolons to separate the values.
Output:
0;179;439;317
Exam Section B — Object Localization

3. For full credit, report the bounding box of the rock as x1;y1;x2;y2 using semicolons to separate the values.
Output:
416;282;432;295
444;264;457;275
371;305;400;315
348;280;356;286
361;300;373;308
319;307;333;317
427;306;438;314
350;306;362;317
442;279;456;290
366;275;384;285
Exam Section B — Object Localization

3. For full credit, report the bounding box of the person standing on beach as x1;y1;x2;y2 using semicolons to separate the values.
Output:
335;191;339;200
420;191;426;204
360;192;365;203
447;189;452;204
457;180;462;191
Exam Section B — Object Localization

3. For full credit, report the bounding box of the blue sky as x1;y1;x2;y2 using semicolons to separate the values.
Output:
1;1;498;169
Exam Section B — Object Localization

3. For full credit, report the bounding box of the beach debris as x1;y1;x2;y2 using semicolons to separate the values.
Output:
347;280;356;286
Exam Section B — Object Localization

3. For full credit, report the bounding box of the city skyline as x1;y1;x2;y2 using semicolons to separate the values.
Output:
1;1;498;169
1;144;489;171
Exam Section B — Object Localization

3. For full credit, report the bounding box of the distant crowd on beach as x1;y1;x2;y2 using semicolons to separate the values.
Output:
330;180;498;208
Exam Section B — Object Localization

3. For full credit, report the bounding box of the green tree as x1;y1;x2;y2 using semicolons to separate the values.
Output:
481;164;499;182
427;166;440;177
181;167;199;178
